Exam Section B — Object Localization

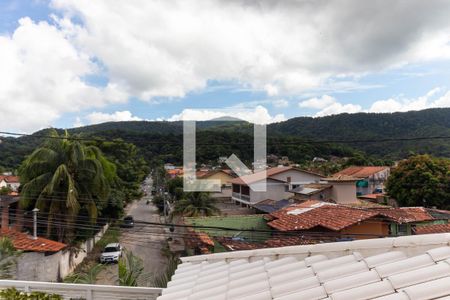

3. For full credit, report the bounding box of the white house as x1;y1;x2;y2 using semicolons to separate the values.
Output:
0;175;20;192
230;166;323;205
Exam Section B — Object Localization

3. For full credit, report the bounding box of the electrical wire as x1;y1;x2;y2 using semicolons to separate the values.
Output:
3;130;450;145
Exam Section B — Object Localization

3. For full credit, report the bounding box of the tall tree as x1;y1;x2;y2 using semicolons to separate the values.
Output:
19;130;117;242
386;154;450;209
172;192;220;217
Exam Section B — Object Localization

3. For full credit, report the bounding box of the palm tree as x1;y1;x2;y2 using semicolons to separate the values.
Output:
0;237;21;279
19;130;117;242
118;250;149;286
172;192;220;217
64;263;105;284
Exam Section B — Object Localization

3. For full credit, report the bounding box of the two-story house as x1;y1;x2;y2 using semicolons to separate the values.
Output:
333;166;390;195
230;166;323;205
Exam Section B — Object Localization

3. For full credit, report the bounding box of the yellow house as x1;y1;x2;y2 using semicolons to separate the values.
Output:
197;170;235;187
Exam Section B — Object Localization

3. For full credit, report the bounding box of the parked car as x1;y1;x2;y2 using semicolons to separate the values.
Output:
100;243;122;263
120;215;135;228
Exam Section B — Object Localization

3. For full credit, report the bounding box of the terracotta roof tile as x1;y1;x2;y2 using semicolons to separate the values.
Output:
184;228;215;249
372;207;435;223
216;236;316;251
0;175;20;183
268;204;381;231
414;223;450;235
334;166;389;178
0;228;66;252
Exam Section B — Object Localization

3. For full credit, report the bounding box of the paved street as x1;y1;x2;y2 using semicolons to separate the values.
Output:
96;177;168;286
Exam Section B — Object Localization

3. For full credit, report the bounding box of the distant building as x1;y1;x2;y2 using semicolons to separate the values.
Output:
196;169;236;187
230;166;323;205
333;166;390;195
0;175;20;192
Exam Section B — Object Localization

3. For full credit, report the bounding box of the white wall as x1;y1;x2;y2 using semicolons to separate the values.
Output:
249;180;290;203
270;169;322;184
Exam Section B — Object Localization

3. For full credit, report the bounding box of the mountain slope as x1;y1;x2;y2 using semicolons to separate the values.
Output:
3;108;450;169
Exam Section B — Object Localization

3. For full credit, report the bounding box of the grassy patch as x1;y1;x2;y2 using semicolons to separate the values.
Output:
185;215;271;242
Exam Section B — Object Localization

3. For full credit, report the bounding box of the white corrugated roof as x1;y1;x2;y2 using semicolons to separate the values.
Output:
158;234;450;300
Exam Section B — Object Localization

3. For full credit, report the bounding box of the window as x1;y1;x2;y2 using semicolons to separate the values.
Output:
397;224;408;236
241;185;250;195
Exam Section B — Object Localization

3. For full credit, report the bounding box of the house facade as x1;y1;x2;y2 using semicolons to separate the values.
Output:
333;166;390;195
230;167;323;205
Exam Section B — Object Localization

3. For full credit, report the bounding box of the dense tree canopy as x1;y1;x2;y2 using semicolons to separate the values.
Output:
19;131;118;242
386;155;450;209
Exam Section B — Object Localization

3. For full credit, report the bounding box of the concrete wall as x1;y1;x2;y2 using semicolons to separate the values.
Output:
15;224;109;282
330;181;359;204
249;181;288;203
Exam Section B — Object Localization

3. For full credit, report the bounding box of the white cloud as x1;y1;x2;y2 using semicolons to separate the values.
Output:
272;99;289;108
369;88;450;113
0;17;127;132
3;0;450;131
167;106;285;124
51;0;450;99
85;111;142;125
315;102;362;117
299;95;337;109
303;88;450;117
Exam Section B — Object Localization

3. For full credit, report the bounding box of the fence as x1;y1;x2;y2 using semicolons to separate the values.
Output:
0;280;162;300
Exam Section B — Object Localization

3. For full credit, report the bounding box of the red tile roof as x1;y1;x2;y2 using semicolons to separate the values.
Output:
216;236;316;251
184;228;215;250
414;223;450;235
0;229;66;252
358;193;384;200
372;207;435;223
334;166;389;178
0;175;20;183
324;174;360;182
268;204;381;231
197;169;236;179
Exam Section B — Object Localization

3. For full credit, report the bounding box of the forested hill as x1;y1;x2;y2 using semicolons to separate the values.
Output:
2;108;450;170
269;108;450;157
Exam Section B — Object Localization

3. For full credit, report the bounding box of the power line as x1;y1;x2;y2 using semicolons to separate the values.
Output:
4;130;450;145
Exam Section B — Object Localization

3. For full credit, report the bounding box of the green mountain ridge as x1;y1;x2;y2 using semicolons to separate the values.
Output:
2;108;450;169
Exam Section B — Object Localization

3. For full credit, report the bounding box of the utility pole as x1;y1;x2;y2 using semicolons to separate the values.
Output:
32;208;39;240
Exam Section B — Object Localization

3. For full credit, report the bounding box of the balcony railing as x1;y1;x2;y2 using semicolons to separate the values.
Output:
0;280;162;300
232;192;250;202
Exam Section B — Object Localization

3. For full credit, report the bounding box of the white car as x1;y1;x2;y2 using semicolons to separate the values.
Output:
100;243;122;263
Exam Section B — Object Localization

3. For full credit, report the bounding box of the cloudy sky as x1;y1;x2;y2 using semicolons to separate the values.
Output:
1;0;450;132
